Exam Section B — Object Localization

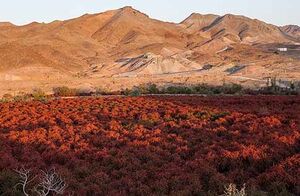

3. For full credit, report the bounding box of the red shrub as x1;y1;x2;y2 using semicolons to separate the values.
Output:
0;96;299;195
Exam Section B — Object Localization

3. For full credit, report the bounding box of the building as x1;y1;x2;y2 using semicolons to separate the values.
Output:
277;48;288;52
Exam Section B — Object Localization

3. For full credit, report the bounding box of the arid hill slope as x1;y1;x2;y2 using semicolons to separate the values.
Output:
0;6;299;94
281;25;300;40
180;13;219;34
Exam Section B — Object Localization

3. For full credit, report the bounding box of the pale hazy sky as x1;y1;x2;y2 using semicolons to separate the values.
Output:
0;0;299;26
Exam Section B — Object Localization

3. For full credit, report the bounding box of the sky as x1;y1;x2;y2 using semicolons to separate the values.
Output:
0;0;299;26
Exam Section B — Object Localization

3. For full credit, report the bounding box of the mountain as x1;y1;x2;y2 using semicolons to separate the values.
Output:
201;14;288;43
180;13;293;53
91;6;187;58
180;13;219;33
0;7;299;95
281;25;300;40
0;22;15;28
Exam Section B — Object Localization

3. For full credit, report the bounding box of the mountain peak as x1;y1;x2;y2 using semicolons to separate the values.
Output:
281;25;300;39
221;13;249;21
182;13;219;23
281;25;300;31
188;13;204;18
0;22;15;27
181;13;219;33
120;6;135;11
115;6;149;19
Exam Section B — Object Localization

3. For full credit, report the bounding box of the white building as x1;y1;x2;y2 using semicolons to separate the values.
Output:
277;48;288;52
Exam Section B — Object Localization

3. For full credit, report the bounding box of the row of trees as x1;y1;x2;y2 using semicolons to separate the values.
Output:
1;78;300;102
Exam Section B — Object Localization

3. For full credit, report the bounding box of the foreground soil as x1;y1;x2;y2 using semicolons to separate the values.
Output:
0;96;299;195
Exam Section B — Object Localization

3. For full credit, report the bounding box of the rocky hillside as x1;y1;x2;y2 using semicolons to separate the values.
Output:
0;6;299;94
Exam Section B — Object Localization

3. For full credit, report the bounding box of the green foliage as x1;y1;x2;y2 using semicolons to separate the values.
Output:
159;83;243;95
53;86;78;97
261;77;299;95
121;88;131;96
162;86;193;94
129;83;244;95
32;88;47;101
146;83;160;94
290;82;295;90
122;83;160;95
193;83;243;95
192;84;215;95
259;86;299;95
129;87;141;97
4;80;299;100
76;87;96;96
121;87;141;96
95;88;109;96
1;94;13;102
13;94;31;102
221;84;243;94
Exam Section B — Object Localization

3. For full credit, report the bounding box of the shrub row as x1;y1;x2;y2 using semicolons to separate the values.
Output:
119;83;244;96
1;83;299;102
0;88;49;103
122;83;300;96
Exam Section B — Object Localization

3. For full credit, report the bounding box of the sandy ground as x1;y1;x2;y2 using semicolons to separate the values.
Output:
1;58;300;97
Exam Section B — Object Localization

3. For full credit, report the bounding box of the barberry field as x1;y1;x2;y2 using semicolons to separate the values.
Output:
0;96;299;195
